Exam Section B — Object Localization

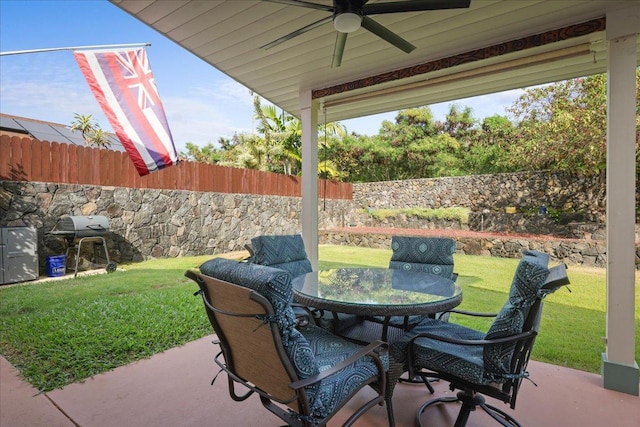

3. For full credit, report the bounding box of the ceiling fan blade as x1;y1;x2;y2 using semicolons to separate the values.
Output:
332;32;348;68
362;0;470;15
262;0;333;12
361;16;416;53
260;16;333;50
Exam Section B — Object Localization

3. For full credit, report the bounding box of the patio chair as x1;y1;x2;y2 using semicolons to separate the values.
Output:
388;236;457;278
249;234;314;277
390;250;570;427
248;234;360;333
375;236;458;330
186;257;391;427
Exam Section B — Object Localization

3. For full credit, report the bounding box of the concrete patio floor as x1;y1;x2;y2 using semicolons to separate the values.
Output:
2;334;638;427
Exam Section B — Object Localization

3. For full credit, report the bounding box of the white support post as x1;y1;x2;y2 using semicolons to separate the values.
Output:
602;6;639;396
299;89;319;270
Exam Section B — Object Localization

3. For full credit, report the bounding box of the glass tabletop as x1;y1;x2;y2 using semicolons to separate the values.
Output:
291;267;462;316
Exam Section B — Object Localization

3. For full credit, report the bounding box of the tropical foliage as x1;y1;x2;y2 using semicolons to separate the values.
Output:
70;113;111;148
181;71;640;182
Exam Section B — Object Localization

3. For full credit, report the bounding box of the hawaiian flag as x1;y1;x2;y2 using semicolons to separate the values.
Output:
73;48;178;176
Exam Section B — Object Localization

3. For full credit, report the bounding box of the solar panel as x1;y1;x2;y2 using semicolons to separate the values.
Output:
52;126;93;146
0;116;28;133
12;119;74;144
5;117;126;152
54;125;125;152
104;134;125;152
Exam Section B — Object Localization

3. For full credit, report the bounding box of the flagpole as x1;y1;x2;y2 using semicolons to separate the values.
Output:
0;43;151;56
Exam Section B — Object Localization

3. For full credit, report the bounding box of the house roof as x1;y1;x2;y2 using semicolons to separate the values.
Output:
0;113;125;152
109;0;639;123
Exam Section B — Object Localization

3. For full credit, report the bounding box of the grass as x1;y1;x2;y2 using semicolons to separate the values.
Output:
1;246;638;392
0;255;215;392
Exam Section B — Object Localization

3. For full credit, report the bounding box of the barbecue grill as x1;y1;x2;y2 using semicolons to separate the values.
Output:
50;215;117;276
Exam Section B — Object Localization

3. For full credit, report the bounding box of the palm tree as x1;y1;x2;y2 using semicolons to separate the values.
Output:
318;119;346;180
253;95;346;178
70;113;111;148
253;96;300;174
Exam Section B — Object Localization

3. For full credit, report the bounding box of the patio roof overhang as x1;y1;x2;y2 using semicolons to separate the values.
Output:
109;0;639;396
110;0;638;122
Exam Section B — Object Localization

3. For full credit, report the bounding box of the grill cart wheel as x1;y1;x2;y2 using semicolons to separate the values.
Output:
106;262;117;273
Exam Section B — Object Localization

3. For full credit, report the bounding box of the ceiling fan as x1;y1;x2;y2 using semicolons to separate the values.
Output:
261;0;471;67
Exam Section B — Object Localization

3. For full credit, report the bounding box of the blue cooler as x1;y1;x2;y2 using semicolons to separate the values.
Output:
46;255;67;277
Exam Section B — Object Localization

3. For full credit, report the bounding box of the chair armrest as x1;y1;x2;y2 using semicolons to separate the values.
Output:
409;329;536;347
244;244;255;257
289;340;389;390
438;308;498;320
185;268;199;281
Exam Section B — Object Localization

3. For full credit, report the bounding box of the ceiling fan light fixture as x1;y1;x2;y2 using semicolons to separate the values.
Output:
333;12;362;33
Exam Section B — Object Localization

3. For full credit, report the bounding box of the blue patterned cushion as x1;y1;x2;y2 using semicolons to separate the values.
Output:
269;259;313;278
300;325;389;420
391;318;487;384
251;234;309;264
391;250;551;385
387;236;456;327
483;250;549;377
250;234;312;278
199;258;319;381
389;236;456;278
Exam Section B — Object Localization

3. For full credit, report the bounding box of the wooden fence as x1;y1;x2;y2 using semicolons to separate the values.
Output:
0;136;352;199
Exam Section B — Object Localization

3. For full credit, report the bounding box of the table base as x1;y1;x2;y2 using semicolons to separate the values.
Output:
338;318;407;345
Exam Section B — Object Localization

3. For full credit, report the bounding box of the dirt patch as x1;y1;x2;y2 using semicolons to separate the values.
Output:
324;226;583;242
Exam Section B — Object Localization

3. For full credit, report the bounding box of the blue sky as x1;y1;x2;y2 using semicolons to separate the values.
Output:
0;0;524;153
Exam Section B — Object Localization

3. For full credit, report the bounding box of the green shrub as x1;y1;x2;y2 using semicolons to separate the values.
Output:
366;207;470;224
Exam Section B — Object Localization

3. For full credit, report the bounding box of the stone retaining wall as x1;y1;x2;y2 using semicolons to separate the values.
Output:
0;181;355;274
353;171;614;223
2;179;638;274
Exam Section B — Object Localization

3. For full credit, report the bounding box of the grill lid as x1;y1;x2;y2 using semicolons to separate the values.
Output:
51;215;110;238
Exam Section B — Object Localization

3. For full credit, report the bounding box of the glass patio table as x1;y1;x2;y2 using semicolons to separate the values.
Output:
291;267;462;342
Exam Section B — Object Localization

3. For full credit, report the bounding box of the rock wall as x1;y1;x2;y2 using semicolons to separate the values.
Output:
353;171;610;223
2;173;638;273
0;181;355;274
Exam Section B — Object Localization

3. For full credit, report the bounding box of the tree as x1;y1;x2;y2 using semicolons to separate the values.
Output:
219;132;280;172
318;119;347;180
375;106;465;179
253;96;300;175
181;141;223;163
70;113;111;148
438;104;477;143
506;71;640;175
461;115;515;174
249;95;347;178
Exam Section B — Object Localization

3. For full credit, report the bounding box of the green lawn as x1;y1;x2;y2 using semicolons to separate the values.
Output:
319;245;640;374
1;246;638;392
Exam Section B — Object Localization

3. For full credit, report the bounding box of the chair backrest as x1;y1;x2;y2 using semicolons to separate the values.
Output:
389;236;456;279
483;250;555;405
250;234;312;277
187;269;298;404
194;258;320;406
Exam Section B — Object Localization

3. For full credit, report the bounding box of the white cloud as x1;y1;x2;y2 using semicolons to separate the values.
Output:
161;79;257;151
163;95;253;151
0;54;258;152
